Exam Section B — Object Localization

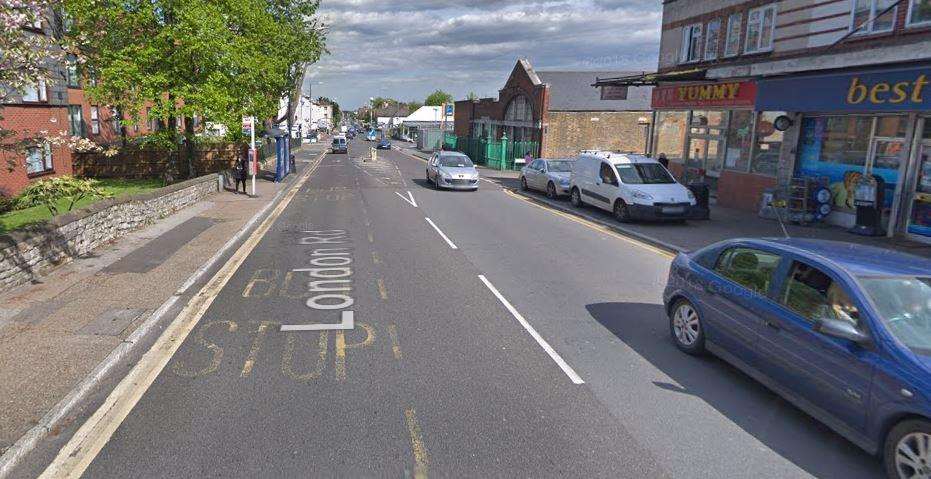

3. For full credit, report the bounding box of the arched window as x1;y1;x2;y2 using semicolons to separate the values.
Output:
505;95;533;123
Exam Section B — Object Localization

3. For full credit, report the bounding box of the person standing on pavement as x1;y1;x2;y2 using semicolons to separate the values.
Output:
234;154;248;194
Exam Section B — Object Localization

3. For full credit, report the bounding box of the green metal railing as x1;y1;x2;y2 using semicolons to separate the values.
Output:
444;134;538;170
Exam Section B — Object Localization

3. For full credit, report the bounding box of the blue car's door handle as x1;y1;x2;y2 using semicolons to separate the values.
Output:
764;320;781;331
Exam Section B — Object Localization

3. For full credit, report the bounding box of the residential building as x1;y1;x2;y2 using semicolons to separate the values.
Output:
597;0;931;243
454;59;653;159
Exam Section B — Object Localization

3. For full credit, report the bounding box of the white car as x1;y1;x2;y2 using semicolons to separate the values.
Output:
568;151;695;222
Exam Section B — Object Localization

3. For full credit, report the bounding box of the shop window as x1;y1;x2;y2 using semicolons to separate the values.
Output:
876;116;908;137
909;0;931;26
25;144;53;175
751;111;784;176
652;111;688;162
680;24;703;63
852;0;897;34
797;116;872;209
724;13;742;57
746;4;776;53
68;105;84;137
724;111;753;172
704;19;721;61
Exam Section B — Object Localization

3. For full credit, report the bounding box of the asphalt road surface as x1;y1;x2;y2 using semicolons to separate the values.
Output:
36;139;884;478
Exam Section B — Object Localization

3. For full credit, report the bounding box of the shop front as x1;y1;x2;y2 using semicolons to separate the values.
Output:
649;80;787;211
758;63;931;242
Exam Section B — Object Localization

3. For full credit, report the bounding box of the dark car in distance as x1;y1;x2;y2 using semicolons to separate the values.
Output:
663;238;931;479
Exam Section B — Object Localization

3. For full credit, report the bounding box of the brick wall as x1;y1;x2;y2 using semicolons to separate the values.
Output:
717;169;777;211
542;111;648;158
0;105;73;197
0;173;219;293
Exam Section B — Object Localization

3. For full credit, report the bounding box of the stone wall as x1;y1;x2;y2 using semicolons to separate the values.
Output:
0;174;219;293
542;111;649;158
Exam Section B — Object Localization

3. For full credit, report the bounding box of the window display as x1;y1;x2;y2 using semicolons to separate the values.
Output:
751;111;784;176
652;111;688;161
724;111;753;172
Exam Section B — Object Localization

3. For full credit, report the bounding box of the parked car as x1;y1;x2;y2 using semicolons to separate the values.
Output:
377;138;391;150
331;136;348;154
663;237;931;479
520;158;574;198
568;151;695;222
426;152;479;191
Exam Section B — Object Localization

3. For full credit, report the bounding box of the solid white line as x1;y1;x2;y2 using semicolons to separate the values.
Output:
424;218;457;250
280;311;354;332
477;274;584;385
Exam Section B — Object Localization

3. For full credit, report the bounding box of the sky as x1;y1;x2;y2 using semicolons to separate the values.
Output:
304;0;663;111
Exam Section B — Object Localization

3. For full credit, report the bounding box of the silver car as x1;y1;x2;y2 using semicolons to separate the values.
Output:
426;152;479;191
520;158;574;198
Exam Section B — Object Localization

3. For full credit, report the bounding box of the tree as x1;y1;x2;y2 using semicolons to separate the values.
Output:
467;91;478;100
63;0;326;174
425;90;453;106
406;101;423;111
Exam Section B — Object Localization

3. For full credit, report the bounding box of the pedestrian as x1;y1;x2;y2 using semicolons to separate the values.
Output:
524;151;533;165
657;152;669;169
235;154;248;194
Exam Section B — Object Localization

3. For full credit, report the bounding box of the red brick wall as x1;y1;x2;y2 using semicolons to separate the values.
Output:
67;88;125;145
717;169;777;212
0;105;73;197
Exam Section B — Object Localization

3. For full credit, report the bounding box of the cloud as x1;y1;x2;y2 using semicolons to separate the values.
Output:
305;0;661;109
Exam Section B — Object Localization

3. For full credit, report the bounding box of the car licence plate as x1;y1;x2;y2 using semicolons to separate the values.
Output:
662;206;685;214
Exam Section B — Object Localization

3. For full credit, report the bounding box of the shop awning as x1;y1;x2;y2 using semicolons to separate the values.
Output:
592;69;707;87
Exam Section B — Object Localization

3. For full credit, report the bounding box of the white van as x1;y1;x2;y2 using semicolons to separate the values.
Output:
569;151;696;222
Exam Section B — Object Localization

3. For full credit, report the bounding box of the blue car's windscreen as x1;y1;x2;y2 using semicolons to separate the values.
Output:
861;277;931;355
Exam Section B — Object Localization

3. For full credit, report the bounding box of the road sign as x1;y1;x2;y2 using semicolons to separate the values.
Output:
242;116;253;135
444;103;454;116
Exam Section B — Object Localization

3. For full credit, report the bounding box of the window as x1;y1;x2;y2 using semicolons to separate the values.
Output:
852;0;898;34
110;107;121;133
714;247;781;295
745;4;776;53
22;79;48;102
782;262;860;325
90;106;100;134
681;24;703;63
614;163;675;184
724;13;742;57
599;162;618;185
147;107;157;131
68;105;84;137
908;0;931;26
705;19;721;60
652;111;688;162
862;276;931;354
66;55;80;88
25;144;53;175
724;111;754;172
751;111;785;176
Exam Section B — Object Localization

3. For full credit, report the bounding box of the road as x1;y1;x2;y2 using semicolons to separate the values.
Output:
31;139;882;478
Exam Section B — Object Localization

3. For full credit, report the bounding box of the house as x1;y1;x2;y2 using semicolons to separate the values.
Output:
453;59;653;159
596;0;931;243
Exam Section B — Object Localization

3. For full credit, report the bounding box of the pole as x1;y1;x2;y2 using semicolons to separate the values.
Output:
250;115;256;197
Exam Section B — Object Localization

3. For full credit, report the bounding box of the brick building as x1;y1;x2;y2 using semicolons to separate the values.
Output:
597;0;931;243
454;59;653;159
0;9;163;197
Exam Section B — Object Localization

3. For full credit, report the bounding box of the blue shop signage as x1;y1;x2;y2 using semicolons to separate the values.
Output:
757;65;931;112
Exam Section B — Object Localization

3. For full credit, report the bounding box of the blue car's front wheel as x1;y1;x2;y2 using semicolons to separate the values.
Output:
670;298;705;355
886;419;931;479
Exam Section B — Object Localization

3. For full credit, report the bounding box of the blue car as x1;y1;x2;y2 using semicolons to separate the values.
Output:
376;138;391;150
663;238;931;478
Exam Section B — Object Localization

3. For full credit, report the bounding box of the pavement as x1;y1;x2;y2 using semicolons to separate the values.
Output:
0;141;329;475
3;137;889;478
396;141;931;258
